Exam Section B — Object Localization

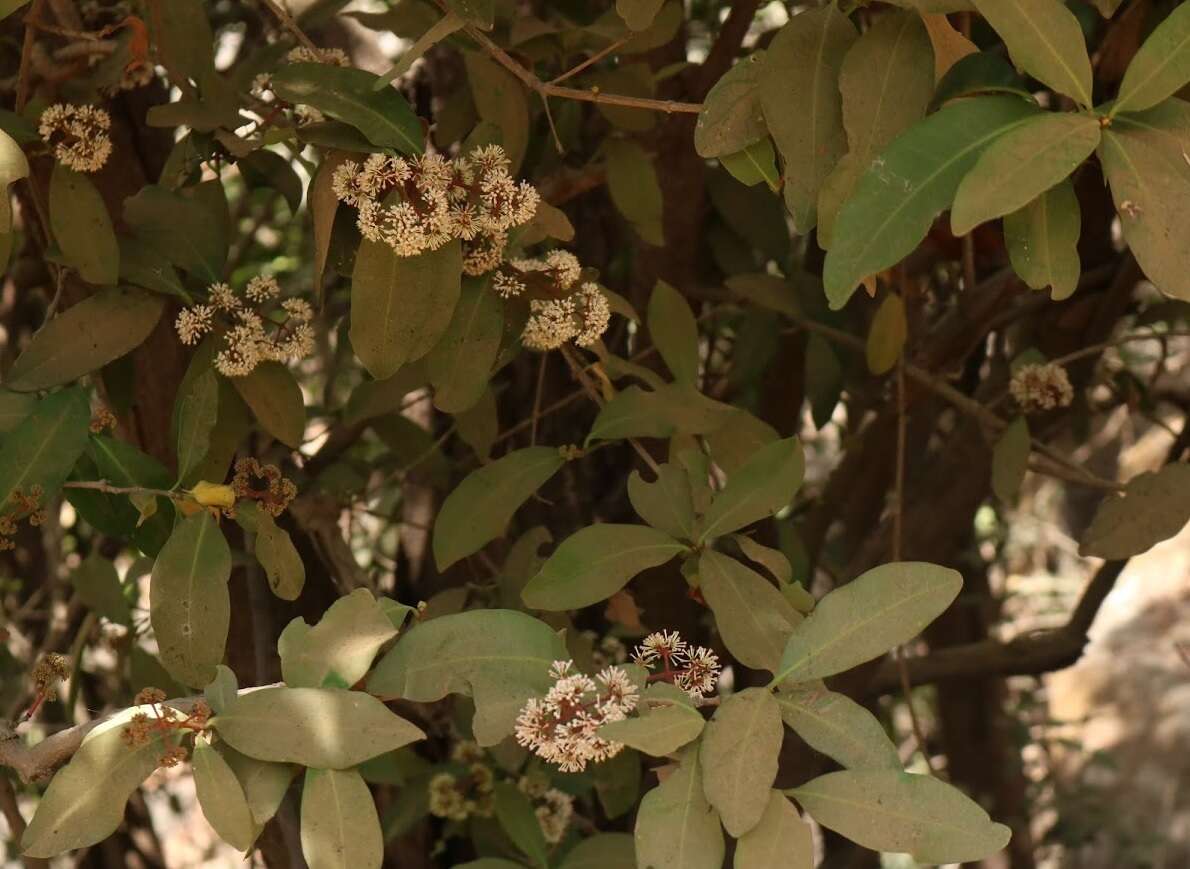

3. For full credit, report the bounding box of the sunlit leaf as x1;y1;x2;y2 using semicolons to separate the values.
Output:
775;683;901;770
278;588;397;688
971;0;1093;105
300;768;383;869
230;360;306;448
1079;463;1190;559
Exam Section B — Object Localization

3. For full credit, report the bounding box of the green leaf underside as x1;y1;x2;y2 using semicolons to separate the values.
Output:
699;688;783;836
699;550;801;672
824;95;1037;308
213;686;423;769
300;767;384;869
193;740;256;853
776;684;902;771
598;702;704;756
776;561;962;683
432;446;565;569
1079;463;1190;559
791;769;1012;863
278;588;397;688
522;523;687;610
367;609;566;745
634;751;725;869
734;792;814;869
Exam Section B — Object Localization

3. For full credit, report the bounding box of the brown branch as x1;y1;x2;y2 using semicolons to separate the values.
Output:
16;0;48;112
259;0;319;53
865;560;1128;695
695;0;761;97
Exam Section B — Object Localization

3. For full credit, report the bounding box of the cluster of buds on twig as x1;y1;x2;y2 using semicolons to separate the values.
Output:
1010;362;1075;413
230;457;298;517
331;144;539;268
19;653;70;723
428;742;495;821
121;688;212;769
0;485;48;551
632;630;721;701
252;46;350;125
174;276;315;377
39;104;112;173
518;773;575;844
514;661;639;773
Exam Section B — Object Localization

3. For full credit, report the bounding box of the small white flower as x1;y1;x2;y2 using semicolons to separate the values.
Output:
175;305;213;345
39;104;112;172
245;275;281;302
1010;362;1074;412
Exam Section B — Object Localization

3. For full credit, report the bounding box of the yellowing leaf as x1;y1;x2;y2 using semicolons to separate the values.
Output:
791;770;1012;863
775;561;962;684
950;112;1100;235
367;609;566;745
1004;179;1082;301
971;0;1093;105
699;688;783;837
865;293;908;376
213;686;423;769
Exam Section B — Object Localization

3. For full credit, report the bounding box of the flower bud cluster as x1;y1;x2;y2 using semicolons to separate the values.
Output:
632;630;721;700
39;104;112;172
174;276;315;377
1010;362;1074;413
492;249;613;350
231;457;298;517
518;774;574;844
514;661;639;773
120;688;212;770
0;485;48;552
331;144;539;266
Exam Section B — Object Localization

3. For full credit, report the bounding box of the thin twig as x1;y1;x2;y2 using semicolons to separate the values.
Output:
548;35;632;85
259;0;319;53
16;0;48;111
560;345;661;474
530;353;548;446
62;480;182;500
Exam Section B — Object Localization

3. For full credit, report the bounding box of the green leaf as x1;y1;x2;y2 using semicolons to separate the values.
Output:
433;446;565;569
0;390;35;434
5;287;163;392
203;664;238;714
992;416;1031;503
775;561;962;684
587;384;735;443
239;149;302;214
1079;463;1190;559
193;739;256;853
865;294;908;376
617;0;663;31
604;139;665;245
790;770;1012;863
493;782;549;868
1004;179;1082;300
824;95;1036;308
951;112;1099;235
124;185;226;283
49;164;118;285
971;0;1093;105
699;436;804;542
300;768;383;869
118;237;188;298
151;0;213;84
425;277;503;413
150;511;231;687
599;695;705;756
455;387;499;459
309;151;351;297
804;334;843;427
733;792;813;869
758;5;857;232
1098;100;1190;301
0;387;90;518
465;53;530;172
694;53;767;158
700;688;783;836
278;588;397;688
647;280;699;385
70;554;132;626
20;706;167;857
230;360;306;448
699;550;801;672
350;238;463;379
367;609;566;745
634;750;724;869
1113;2;1190;114
775;684;901;771
725;273;800;318
271;63;423;154
219;744;296;832
214;686;423;768
522;524;687;610
819;10;935;249
77;437;174;553
932;50;1030;107
731;534;792;585
628;463;696;540
175;368;219;484
720;139;780;190
253;509;305;600
560;833;636;869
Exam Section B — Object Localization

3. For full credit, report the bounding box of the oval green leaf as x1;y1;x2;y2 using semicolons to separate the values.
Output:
193;739;256;853
634;750;724;869
230;360;306;448
699;436;804;542
734;792;813;869
971;0;1093;106
699;688;783;837
775;684;901;771
300;768;383;869
49;165;118;285
699;550;801;672
1004;179;1082;301
1114;1;1190;114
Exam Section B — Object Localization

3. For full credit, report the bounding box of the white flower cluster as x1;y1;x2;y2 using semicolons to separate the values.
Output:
330;144;539;267
427;763;495;822
518;775;574;844
632;630;721;700
522;284;611;351
1010;362;1074;412
514;660;639;773
39;104;112;172
174;276;315;377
